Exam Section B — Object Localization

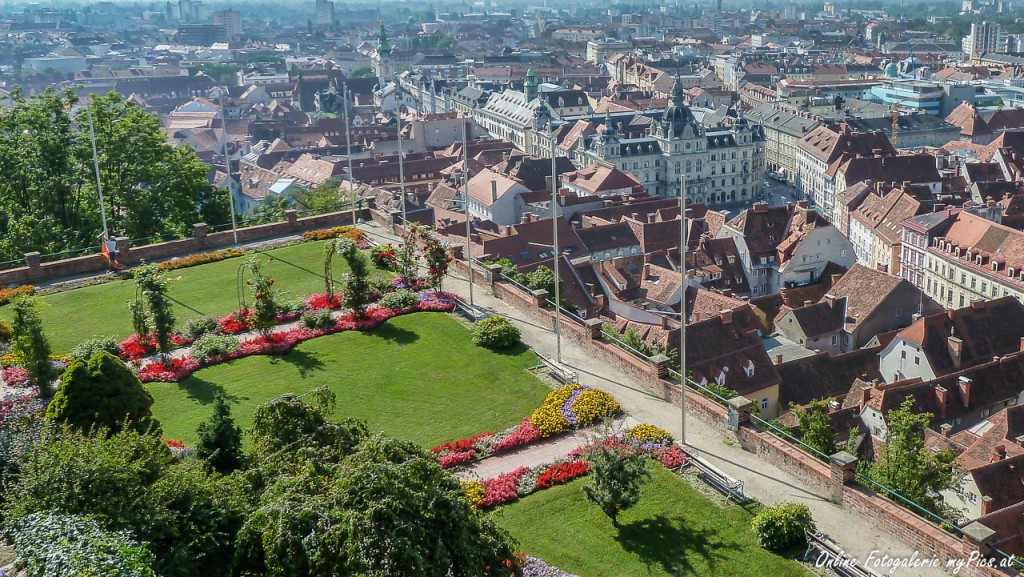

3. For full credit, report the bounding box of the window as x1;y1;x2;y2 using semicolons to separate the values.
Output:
832;335;839;346
760;398;769;411
915;357;920;365
841;249;847;257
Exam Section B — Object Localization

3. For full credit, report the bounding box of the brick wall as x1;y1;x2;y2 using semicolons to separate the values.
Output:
736;425;832;495
0;209;366;287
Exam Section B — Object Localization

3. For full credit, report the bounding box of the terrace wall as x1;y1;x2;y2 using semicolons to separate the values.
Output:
0;209;367;287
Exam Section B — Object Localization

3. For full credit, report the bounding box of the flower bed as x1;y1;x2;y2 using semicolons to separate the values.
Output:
433;384;622;470
521;556;581;577
155;249;245;272
136;294;457;383
0;394;42;427
305;293;343;311
302;226;367;244
0;285;35;306
1;367;32;389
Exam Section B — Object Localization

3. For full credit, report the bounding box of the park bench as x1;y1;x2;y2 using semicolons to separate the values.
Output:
534;351;579;385
690;455;747;504
803;529;879;577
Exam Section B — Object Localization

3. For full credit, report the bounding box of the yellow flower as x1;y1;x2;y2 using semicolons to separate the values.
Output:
627;423;674;444
570;390;621;426
462;481;485;508
542;384;585;410
530;404;569;437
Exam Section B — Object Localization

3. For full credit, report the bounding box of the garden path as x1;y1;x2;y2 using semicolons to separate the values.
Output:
455;416;634;482
358;222;950;577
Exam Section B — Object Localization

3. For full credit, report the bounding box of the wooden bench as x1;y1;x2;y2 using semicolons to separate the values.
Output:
691;455;747;504
534;352;578;385
803;529;878;577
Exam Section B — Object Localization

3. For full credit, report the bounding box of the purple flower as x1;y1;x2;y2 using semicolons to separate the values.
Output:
521;556;581;577
561;386;591;427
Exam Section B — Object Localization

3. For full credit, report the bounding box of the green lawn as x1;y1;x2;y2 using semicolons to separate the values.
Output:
146;313;551;448
496;467;811;577
1;240;379;353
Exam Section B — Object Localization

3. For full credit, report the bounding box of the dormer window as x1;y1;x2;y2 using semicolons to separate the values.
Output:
993;262;1000;271
955;248;961;257
744;360;755;377
1011;267;1017;278
977;255;983;265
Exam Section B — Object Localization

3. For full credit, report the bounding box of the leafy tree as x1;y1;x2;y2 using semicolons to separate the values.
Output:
9;298;56;398
4;426;245;577
195;392;244;474
350;66;375;78
297;177;351;213
867;397;959;515
45;351;160;436
245;256;279;338
583;446;651;527
194;62;240;86
237;391;522;577
7;512;157;577
133;264;176;361
792;399;837;459
337;238;372;319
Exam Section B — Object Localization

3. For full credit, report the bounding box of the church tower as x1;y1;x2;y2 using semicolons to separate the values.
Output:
373;22;394;82
524;68;538;101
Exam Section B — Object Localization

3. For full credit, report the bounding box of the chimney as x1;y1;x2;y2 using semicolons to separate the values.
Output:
875;181;884;194
631;212;640;220
859;385;872;411
804;299;813;307
776;353;783;365
940;423;952;438
972;299;985;310
753;203;768;212
1019;336;1024;353
721;308;733;324
993;444;1007;462
824;293;837;308
647;213;657;223
490;179;497;202
902;180;911;189
958;376;972;409
981;495;994;516
935;385;949;418
831;273;843;286
797;200;809;209
948;336;964;370
661;315;671;329
642;263;651;280
521;214;530;224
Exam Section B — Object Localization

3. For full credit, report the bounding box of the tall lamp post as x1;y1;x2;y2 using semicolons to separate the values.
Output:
86;100;110;240
343;82;357;226
396;91;407;227
679;173;688;447
550;128;562;365
461;114;474;312
219;94;238;244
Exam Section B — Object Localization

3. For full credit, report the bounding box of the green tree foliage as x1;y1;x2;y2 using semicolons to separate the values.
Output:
472;315;521;349
195;392;244;474
867;397;959;515
10;298;56;398
337;238;371;319
751;502;815;551
45;351;160;436
236;390;522;577
3;426;245;577
0;89;228;260
297;177;351;213
792;399;837;459
133;264;176;360
194;63;240;86
7;512;157;577
245;256;279;338
350;66;375;78
583;446;651;527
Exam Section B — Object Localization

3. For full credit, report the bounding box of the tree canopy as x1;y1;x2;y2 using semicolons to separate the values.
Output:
0;89;229;260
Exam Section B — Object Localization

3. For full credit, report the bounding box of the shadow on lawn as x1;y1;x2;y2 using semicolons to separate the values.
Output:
372;323;420;345
614;514;727;577
178;375;241;406
276;348;327;378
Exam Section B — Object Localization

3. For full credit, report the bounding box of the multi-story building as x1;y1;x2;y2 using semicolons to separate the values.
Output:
869;80;946;116
899;208;962;290
746;103;821;184
795;124;894;217
962;21;1001;59
314;0;334;25
552;28;604;42
586;39;631;64
923;211;1024;309
212;9;241;39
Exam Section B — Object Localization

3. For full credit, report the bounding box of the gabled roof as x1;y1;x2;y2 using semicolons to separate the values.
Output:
563;163;643;195
828;264;911;332
777;296;848;339
683;311;782;397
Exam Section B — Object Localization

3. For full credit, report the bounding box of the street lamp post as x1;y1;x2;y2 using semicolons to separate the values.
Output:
550;130;562;365
86;101;110;240
219;95;238;244
461;114;474;312
343;82;357;226
679;173;688;447
396;101;407;227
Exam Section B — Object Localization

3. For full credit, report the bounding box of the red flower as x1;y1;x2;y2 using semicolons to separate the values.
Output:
536;461;590;489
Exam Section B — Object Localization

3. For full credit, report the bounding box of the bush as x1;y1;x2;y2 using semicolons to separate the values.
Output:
70;337;122;362
191;334;240;361
0;319;13;341
45;351;160;435
301;308;335;330
472;316;521;349
155;248;244;272
302;226;365;242
751;502;815;551
278;299;308;315
0;284;35;306
371;244;397;269
378;289;418;310
181;315;219;340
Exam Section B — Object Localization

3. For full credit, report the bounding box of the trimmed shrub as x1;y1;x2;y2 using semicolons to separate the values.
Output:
379;289;418;310
472;316;521;349
751;502;815;551
191;334;240;361
181;315;219;340
0;319;13;341
301;309;335;330
45;351;160;435
70;337;121;362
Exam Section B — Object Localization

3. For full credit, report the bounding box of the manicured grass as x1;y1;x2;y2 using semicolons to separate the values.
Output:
496;467;811;577
0;240;382;353
146;313;551;448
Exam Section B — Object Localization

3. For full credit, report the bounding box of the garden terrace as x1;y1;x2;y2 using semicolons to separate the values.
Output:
0;240;387;353
147;313;552;448
498;466;811;577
